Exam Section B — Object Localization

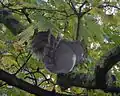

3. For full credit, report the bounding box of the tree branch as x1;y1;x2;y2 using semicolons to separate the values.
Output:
98;3;120;10
1;7;120;94
21;8;32;23
79;0;88;13
76;16;81;40
0;69;73;96
68;0;78;15
14;53;32;75
76;1;91;40
57;45;120;93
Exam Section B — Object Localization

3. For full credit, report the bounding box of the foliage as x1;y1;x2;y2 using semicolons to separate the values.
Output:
0;0;120;96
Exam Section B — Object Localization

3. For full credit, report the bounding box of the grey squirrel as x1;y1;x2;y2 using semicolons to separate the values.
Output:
31;30;86;73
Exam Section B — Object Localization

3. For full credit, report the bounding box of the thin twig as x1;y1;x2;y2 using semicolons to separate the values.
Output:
76;16;81;40
15;52;22;67
0;1;5;7
79;0;88;13
76;1;90;40
24;68;38;85
98;4;120;10
14;53;32;75
21;8;32;23
0;1;21;14
81;8;91;17
69;0;78;15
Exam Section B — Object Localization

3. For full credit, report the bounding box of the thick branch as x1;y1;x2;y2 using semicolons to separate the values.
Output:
57;72;120;93
57;45;120;93
95;45;120;88
96;45;120;73
57;73;95;89
0;69;72;96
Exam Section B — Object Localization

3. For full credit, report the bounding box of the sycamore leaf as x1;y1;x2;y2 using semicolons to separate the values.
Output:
90;7;104;15
84;15;104;43
91;0;101;7
1;55;17;65
102;15;118;25
54;0;68;9
17;25;34;44
79;20;91;44
0;40;6;49
28;57;44;69
68;16;77;39
30;12;58;31
111;35;120;45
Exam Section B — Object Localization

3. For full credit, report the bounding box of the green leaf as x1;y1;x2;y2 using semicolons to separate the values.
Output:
90;7;104;15
68;16;77;39
1;55;17;65
92;0;101;7
111;35;120;45
17;25;34;44
54;0;66;9
84;15;104;43
28;57;44;69
30;12;59;31
79;20;92;44
0;40;6;49
102;15;118;25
